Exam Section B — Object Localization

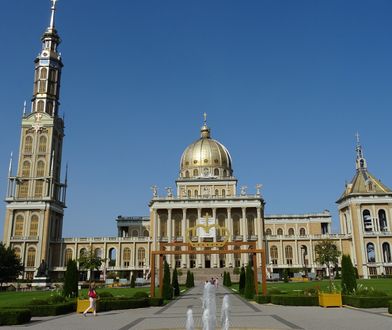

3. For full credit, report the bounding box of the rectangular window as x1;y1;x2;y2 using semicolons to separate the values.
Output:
368;267;377;276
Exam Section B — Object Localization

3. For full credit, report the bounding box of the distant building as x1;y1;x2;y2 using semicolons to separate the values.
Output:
3;2;392;281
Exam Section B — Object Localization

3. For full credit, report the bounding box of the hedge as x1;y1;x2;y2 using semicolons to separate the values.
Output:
28;302;76;316
255;295;271;304
98;298;150;312
389;301;392;314
0;309;31;325
149;297;164;306
342;296;392;308
271;295;318;306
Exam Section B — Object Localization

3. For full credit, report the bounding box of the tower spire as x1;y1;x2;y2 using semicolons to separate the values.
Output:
49;0;58;30
200;113;211;138
355;132;367;170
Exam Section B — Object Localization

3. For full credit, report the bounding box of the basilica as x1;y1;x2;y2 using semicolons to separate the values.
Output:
2;1;392;282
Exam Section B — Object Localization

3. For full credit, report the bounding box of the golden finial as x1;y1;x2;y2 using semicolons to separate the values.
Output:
203;112;207;126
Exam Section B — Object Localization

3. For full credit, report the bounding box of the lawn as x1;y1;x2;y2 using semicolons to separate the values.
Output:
230;278;392;295
0;286;153;308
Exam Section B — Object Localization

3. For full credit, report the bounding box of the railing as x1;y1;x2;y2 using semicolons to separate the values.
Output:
60;236;152;243
151;193;262;201
10;236;39;241
363;231;392;237
265;233;351;240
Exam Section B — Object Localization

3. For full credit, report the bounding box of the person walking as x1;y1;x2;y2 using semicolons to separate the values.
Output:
83;283;97;316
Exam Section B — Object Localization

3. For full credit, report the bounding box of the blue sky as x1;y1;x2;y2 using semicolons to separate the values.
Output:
1;0;391;237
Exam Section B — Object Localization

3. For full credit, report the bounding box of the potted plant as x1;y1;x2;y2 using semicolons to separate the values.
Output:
315;239;342;307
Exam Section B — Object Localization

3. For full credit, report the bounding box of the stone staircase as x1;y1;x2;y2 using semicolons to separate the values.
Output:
178;268;239;285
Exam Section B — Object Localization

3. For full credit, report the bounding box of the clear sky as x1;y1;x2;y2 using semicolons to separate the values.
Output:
1;0;391;238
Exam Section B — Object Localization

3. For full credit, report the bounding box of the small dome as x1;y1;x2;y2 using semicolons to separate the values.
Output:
180;118;233;179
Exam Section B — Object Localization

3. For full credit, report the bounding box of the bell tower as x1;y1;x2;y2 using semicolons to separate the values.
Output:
3;0;67;280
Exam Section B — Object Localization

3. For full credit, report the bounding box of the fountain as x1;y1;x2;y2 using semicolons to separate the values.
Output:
186;308;195;330
202;282;217;330
220;294;230;330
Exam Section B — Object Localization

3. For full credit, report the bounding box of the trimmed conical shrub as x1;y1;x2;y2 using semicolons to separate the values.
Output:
239;266;246;294
227;272;232;287
341;254;357;295
172;268;180;296
63;259;78;298
162;260;173;300
244;263;255;299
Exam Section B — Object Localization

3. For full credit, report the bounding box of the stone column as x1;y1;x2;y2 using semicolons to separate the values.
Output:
197;208;202;267
212;208;217;267
182;208;187;268
167;209;172;267
227;208;233;267
241;208;247;265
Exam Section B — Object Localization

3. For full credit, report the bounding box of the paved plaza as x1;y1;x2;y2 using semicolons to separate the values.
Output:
5;285;392;330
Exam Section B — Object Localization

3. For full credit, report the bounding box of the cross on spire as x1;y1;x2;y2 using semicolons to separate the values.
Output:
49;0;58;29
203;112;207;126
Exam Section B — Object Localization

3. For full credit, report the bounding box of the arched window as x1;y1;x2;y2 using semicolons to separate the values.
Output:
277;228;283;236
213;189;218;196
223;170;227;177
22;161;31;177
299;228;306;236
363;210;372;232
40;68;48;79
288;228;295;236
123;248;131;267
266;228;272;235
138;247;145;267
382;242;391;263
194;190;198;196
214;168;219;176
247;214;255;236
233;215;240;236
367;243;375;263
378;209;388;231
37;100;45;112
143;230;149;237
14;215;24;237
300;245;308;265
193;169;198;176
34;180;44;197
64;248;73;264
26;247;36;267
79;248;87;258
270;245;278;264
132;230;139;237
29;215;39;236
109;248;116;267
285;245;293;264
46;102;53;115
94;248;102;258
38;136;47;153
13;247;21;260
185;170;189;178
36;160;45;177
222;189;226;197
24;136;33;153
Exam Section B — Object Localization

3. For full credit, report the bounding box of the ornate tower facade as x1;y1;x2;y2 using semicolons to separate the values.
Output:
3;0;67;279
337;135;392;278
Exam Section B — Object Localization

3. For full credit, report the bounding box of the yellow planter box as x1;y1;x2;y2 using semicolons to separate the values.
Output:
76;299;99;313
318;293;342;307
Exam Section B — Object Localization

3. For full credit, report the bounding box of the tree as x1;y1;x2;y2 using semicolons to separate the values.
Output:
226;272;232;287
190;272;195;287
185;270;191;288
162;260;172;300
315;239;341;292
172;268;180;296
244;263;255;299
63;259;78;297
78;249;104;282
341;254;357;295
239;266;246;294
282;269;289;283
0;243;23;290
130;272;136;288
223;271;227;286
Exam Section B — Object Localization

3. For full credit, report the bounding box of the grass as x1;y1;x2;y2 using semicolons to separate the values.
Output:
229;278;392;295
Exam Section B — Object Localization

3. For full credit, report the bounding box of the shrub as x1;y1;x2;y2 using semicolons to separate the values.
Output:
48;294;67;304
162;260;172;300
172;268;180;296
149;297;164;306
244;264;255;300
0;309;31;325
268;287;282;295
389;301;392;314
130;273;136;288
133;291;149;299
28;298;49;305
223;272;227;286
233;267;240;275
353;284;388;297
271;295;318;306
63;259;78;298
190;272;195;287
283;269;289;283
98;291;114;298
185;271;192;288
226;272;232;287
98;298;149;312
255;295;271;304
239;266;245;294
342;296;391;308
341;255;356;295
303;287;319;296
28;302;76;317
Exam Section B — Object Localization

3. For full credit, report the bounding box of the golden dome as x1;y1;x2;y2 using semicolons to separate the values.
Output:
180;117;233;179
